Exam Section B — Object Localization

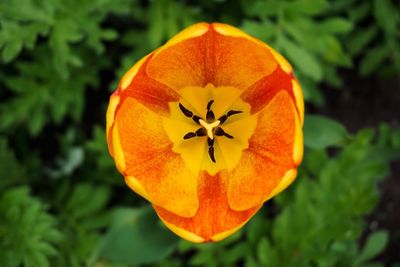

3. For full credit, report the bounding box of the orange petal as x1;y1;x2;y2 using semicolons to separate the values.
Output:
241;65;294;114
154;171;261;242
146;30;209;89
212;25;278;90
114;97;199;217
119;54;151;91
146;23;278;91
213;23;292;74
121;54;180;116
227;90;299;211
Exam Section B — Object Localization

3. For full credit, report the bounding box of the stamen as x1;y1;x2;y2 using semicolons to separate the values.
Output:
184;132;196;139
215;127;233;139
206;110;215;121
219;115;228;124
195;128;207;136
227;110;242;116
218;109;243;124
207;100;214;110
207;137;216;163
179;100;243;163
192;115;201;125
179;103;193;117
208;146;216;163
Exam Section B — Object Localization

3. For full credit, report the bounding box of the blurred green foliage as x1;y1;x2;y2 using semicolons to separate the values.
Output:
0;0;399;266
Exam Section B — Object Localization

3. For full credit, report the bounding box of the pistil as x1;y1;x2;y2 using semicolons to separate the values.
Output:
199;119;220;140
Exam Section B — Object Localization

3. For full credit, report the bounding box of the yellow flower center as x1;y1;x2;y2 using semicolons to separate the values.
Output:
163;84;257;175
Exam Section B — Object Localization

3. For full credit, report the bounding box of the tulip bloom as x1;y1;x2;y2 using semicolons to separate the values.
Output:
106;23;304;242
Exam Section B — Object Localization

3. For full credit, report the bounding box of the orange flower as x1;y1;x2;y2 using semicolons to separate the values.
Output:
106;23;304;242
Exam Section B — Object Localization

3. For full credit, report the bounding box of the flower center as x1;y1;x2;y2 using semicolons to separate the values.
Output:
162;84;257;176
179;100;242;163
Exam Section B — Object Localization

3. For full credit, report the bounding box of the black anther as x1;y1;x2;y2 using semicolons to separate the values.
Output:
206;110;215;121
207;137;214;146
218;110;242;125
195;128;207;136
184;132;196;139
207;100;214;110
227;110;242;116
215;127;234;139
219;115;228;124
208;146;216;163
192;115;201;124
179;103;193;117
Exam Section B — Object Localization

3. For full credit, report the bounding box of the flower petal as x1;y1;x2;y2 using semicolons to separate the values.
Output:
213;23;293;74
121;54;180;116
114;97;199;217
241;65;294;114
292;78;304;126
154;171;261;242
146;23;278;91
146;30;209;89
227;90;299;211
106;89;121;157
212;24;278;90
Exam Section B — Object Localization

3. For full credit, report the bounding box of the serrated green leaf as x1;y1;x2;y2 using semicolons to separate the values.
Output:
0;186;62;267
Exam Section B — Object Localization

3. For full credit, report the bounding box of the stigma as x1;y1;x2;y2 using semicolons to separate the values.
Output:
199;119;220;140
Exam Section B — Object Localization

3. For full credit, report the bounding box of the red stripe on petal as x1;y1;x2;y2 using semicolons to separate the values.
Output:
242;65;295;114
121;54;180;116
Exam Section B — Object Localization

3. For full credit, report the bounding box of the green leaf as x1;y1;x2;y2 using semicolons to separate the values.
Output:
303;115;349;149
322;35;352;67
240;20;277;42
257;237;278;266
347;26;379;56
51;182;111;267
318;18;353;34
2;39;23;63
240;0;280;17
356;231;389;264
281;38;323;81
0;186;62;267
148;0;166;48
97;206;179;265
349;2;372;23
0;137;26;187
373;0;399;35
359;46;389;76
287;0;329;15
